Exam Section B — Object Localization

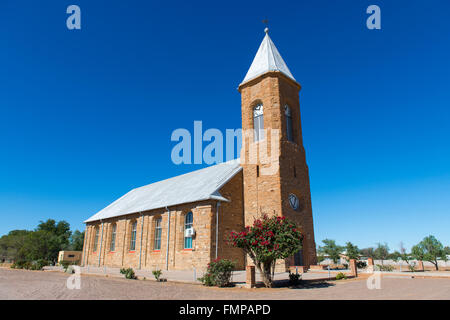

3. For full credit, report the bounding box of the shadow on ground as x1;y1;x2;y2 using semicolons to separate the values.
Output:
270;279;336;289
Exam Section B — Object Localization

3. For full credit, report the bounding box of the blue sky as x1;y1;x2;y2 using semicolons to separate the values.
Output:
0;0;449;251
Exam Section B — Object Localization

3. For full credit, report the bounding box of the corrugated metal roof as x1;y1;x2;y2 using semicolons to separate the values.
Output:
241;28;296;85
84;159;242;223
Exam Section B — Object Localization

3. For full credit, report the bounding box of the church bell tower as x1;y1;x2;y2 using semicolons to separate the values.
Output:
238;28;317;268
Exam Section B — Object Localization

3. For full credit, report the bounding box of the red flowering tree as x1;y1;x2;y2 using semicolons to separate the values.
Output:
228;214;302;288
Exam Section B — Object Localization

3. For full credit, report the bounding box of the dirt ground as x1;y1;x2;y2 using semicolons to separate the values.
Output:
1;268;449;300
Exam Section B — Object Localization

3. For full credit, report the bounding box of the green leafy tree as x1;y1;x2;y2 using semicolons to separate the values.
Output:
228;215;302;288
1;219;73;265
69;230;85;251
20;230;66;263
318;239;343;264
397;241;413;266
389;251;401;262
37;219;71;246
374;243;390;265
0;230;31;262
411;235;447;271
360;247;375;259
345;242;360;261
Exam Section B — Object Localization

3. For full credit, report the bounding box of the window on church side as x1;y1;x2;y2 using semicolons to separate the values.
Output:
253;104;264;142
184;212;193;249
110;224;116;252
285;104;293;142
130;221;137;251
93;227;99;252
154;217;162;250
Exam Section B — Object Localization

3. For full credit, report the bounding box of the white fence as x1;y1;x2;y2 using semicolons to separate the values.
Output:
319;258;449;268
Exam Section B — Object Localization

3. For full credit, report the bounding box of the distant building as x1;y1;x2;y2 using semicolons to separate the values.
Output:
58;251;82;264
82;28;317;271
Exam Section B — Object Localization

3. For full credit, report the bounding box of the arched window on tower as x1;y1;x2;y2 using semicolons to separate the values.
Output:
184;212;193;249
253;104;264;142
285;104;293;142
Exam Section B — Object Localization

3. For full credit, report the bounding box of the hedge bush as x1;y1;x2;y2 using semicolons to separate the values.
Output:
11;259;49;270
199;258;235;287
288;271;302;286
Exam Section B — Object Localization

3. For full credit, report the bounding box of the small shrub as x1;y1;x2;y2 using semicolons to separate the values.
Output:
65;265;75;274
60;260;71;270
31;259;48;271
11;260;30;269
408;262;416;272
335;272;347;280
13;261;33;270
120;267;137;279
152;269;162;281
288;271;302;286
199;258;235;287
376;264;394;272
198;273;215;286
356;261;367;269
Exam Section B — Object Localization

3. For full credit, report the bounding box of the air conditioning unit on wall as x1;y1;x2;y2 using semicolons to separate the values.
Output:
184;228;195;237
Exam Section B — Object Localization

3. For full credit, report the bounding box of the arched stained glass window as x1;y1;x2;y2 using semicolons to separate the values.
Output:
184;212;193;249
93;227;99;252
253;104;264;142
154;218;162;250
110;224;116;252
130;221;137;251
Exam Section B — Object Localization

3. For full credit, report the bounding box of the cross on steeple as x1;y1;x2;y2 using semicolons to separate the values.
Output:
262;19;269;33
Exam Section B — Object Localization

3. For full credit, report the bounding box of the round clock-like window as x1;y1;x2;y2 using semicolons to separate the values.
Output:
288;193;300;211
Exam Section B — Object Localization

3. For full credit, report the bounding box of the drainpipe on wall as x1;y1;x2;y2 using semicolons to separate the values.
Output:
98;220;104;267
138;213;144;270
215;201;221;259
165;206;171;271
82;225;88;266
84;225;90;267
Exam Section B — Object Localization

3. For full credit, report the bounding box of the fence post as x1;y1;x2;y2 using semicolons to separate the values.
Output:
350;259;357;277
367;258;374;273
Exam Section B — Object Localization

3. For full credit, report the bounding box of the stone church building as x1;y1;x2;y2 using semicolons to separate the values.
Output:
81;29;317;271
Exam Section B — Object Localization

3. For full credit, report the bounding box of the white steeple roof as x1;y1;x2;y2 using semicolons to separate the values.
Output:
241;28;296;85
